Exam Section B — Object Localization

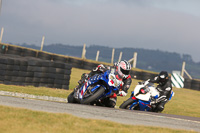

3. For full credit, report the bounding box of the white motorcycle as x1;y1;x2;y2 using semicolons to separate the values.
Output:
120;80;174;112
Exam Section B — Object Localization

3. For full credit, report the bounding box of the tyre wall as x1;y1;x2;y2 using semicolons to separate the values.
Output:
0;44;71;89
1;43;200;91
0;55;71;89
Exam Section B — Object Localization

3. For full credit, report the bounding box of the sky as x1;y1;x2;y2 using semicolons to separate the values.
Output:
0;0;200;62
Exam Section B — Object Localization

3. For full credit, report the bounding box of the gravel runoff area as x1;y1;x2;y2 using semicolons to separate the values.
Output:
0;90;67;102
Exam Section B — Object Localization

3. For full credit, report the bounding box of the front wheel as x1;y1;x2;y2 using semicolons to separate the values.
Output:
119;98;135;109
67;91;77;103
80;86;105;104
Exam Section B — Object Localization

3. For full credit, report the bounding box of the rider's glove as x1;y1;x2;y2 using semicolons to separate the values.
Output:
119;91;127;97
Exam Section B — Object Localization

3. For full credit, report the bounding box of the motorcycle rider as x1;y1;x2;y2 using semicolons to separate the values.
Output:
149;71;173;112
74;60;132;108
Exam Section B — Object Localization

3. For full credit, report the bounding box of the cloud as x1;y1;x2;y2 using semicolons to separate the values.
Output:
1;0;200;62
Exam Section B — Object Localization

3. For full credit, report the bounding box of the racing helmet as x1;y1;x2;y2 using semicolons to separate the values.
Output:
117;60;131;78
158;71;169;85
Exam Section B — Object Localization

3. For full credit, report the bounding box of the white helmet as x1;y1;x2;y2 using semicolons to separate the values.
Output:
117;60;131;78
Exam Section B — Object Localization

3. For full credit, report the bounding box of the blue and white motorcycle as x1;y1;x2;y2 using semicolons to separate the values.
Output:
68;69;123;105
119;81;174;112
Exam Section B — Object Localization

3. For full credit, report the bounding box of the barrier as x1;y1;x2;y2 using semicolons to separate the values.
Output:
191;80;200;91
0;43;200;91
0;55;71;90
171;72;184;88
184;78;192;89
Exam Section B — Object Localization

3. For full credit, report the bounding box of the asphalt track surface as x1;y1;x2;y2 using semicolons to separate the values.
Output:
0;95;200;132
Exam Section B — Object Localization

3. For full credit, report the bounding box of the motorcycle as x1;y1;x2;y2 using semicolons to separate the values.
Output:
67;68;123;106
119;81;174;112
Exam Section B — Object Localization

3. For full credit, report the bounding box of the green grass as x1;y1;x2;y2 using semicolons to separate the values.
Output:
0;67;200;118
162;88;200;117
0;105;197;133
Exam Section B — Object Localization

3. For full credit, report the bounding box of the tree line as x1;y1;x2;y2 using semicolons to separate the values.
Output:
17;43;200;79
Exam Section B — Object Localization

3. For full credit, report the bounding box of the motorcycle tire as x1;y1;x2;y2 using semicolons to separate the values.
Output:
80;86;105;104
119;98;135;109
67;91;77;103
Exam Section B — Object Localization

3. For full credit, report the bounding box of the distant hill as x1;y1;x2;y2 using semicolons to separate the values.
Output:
16;43;200;79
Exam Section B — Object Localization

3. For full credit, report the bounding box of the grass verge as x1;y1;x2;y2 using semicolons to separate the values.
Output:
0;105;197;133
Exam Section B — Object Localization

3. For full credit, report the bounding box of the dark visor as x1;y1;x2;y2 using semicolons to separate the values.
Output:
120;67;130;75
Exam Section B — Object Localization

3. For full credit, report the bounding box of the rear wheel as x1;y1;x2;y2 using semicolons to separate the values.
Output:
80;86;105;104
119;98;135;109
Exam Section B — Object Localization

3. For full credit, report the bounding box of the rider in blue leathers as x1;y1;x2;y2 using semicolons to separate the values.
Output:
75;60;132;108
